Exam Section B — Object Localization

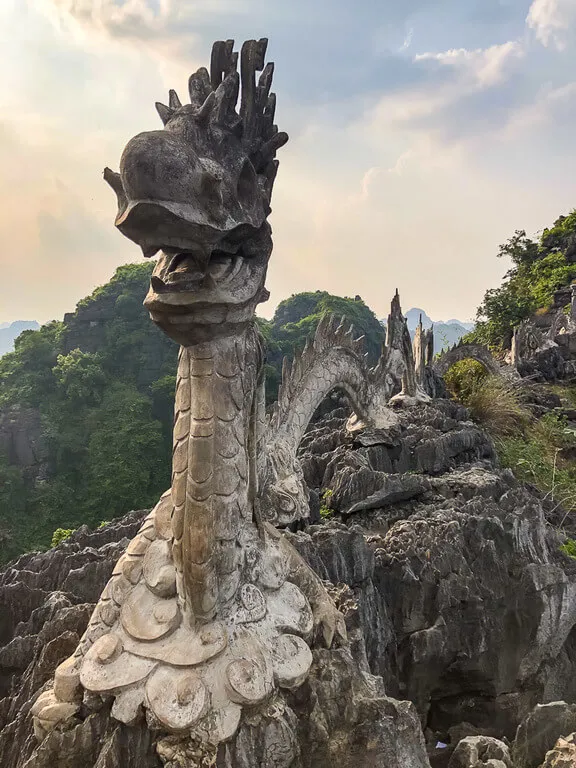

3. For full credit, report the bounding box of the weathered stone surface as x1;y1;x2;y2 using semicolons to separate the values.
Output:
3;394;576;766
289;648;429;768
540;732;576;768
512;702;576;768
447;736;511;768
434;344;502;378
0;407;45;481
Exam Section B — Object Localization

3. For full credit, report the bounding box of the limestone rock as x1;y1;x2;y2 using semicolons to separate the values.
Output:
512;702;576;768
540;732;576;768
447;736;511;768
3;399;576;765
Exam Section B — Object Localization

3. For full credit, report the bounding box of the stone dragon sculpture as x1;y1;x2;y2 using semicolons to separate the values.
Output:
32;38;431;750
259;293;433;527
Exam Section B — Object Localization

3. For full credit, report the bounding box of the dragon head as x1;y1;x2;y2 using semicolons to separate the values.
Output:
104;39;287;345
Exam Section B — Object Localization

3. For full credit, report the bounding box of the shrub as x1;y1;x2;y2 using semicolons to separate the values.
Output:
497;412;576;522
319;488;334;518
444;359;488;403
466;378;529;436
560;538;576;559
51;528;76;547
449;371;530;437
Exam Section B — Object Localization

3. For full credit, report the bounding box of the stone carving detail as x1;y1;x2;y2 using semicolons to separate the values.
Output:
33;38;348;748
33;38;433;750
434;341;503;377
259;291;430;527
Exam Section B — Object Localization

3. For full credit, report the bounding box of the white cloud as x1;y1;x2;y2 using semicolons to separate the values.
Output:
415;41;524;88
500;80;576;138
3;0;576;327
527;0;576;50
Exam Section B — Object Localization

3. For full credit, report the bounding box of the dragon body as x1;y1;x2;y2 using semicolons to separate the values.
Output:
33;39;345;747
32;38;433;750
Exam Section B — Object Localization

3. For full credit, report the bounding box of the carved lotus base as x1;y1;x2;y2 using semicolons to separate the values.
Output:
32;499;315;746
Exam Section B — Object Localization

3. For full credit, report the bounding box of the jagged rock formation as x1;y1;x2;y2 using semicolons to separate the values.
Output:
0;407;46;483
17;36;447;766
259;295;440;528
405;308;474;355
3;397;576;766
511;286;576;381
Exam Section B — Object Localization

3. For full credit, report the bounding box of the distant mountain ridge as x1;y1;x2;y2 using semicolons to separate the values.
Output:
0;321;40;356
403;308;474;354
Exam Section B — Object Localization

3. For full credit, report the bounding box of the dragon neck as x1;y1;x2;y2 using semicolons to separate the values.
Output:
171;326;261;626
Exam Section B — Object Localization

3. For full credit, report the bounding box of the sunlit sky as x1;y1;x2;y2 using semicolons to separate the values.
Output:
1;0;576;324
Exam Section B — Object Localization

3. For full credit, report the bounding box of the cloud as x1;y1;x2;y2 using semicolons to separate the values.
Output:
415;41;524;88
3;0;576;327
527;0;576;50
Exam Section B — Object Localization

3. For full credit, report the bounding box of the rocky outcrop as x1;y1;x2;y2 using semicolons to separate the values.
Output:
539;732;576;768
2;399;576;766
0;513;430;767
448;736;511;768
511;286;576;382
0;406;46;482
512;702;576;768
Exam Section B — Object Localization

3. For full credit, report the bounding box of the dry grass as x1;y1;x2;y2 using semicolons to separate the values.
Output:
464;376;531;436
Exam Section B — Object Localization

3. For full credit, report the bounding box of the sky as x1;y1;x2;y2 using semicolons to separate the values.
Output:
1;0;576;325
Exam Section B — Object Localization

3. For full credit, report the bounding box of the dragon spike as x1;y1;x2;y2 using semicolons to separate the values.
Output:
155;102;174;125
326;315;339;337
262;159;279;202
188;67;212;108
292;352;302;383
210;39;236;90
257;132;289;168
213;71;241;127
335;315;347;339
168;89;182;110
352;334;366;352
240;38;268;146
257;62;274;95
195;91;217;125
281;356;290;384
256;62;274;119
261;93;277;139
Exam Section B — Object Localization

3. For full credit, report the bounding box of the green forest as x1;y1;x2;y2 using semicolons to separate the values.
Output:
3;207;576;564
0;266;383;562
465;211;576;349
